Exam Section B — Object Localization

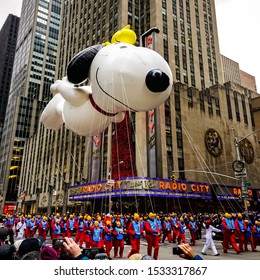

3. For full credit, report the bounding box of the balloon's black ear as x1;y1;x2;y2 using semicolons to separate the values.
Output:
67;44;102;85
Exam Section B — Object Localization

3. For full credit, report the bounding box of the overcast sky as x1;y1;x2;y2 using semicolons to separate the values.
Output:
0;0;259;91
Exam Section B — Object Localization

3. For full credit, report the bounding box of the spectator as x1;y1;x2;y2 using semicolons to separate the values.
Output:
40;246;58;260
17;237;41;259
0;244;16;260
63;237;89;260
178;243;203;260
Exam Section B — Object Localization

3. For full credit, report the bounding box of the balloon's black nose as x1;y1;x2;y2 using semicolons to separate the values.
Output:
145;69;170;93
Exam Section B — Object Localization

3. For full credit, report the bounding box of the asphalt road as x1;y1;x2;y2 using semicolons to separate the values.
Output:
40;232;260;260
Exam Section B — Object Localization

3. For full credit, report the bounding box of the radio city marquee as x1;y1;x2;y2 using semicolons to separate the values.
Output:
214;184;253;201
69;177;212;201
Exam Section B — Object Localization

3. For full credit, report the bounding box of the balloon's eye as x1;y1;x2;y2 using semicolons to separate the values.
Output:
145;69;170;92
120;46;127;49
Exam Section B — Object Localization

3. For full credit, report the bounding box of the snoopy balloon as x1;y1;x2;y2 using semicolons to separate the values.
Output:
40;25;173;136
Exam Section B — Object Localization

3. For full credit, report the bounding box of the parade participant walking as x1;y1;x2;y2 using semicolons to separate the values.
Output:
28;216;37;238
162;216;173;243
127;213;143;258
177;217;187;244
61;216;67;238
75;215;85;248
38;216;49;241
187;216;198;246
253;221;260;249
103;220;113;259
234;213;246;252
144;212;161;260
84;215;93;248
4;214;15;244
113;221;125;258
201;219;221;256
221;213;240;254
66;214;75;238
170;212;179;243
16;218;26;240
52;218;62;239
244;219;257;252
91;220;103;248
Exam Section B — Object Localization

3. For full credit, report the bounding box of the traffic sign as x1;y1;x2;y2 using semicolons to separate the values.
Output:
234;169;247;178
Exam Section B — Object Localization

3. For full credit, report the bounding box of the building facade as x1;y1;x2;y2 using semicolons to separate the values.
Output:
12;0;260;215
0;0;62;214
0;15;20;144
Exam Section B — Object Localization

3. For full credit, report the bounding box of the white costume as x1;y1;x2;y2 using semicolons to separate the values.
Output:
201;224;221;255
16;221;26;240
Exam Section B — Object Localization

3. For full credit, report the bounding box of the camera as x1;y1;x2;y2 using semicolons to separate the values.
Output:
95;253;108;260
52;238;65;249
82;247;105;260
172;247;183;255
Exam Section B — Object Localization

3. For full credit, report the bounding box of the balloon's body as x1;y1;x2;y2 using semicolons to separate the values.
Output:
40;42;173;136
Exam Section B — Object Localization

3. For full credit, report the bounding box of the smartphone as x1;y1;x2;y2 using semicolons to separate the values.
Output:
52;238;65;249
172;247;183;255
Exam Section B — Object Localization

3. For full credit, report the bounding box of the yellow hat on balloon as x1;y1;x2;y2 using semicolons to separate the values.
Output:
224;212;231;218
237;213;242;219
180;217;184;222
111;25;137;45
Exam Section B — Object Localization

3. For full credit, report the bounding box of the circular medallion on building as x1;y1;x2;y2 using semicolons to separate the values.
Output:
204;128;223;157
239;138;254;164
232;160;245;172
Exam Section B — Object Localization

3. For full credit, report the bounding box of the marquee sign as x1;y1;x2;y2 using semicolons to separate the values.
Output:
214;184;253;201
69;177;212;201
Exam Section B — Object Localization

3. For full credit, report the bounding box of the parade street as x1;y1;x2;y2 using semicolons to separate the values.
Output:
39;233;260;261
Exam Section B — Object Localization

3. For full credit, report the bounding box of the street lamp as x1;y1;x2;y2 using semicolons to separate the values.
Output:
108;160;123;214
232;128;260;218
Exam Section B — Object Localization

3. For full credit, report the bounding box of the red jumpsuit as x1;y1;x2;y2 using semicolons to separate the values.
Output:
91;226;103;248
244;222;256;252
127;220;143;257
162;220;173;243
66;218;75;238
103;225;113;259
188;220;198;246
170;217;179;243
144;218;161;260
222;217;240;253
84;220;93;248
75;219;85;247
176;221;187;244
113;226;125;258
38;220;49;241
234;218;246;251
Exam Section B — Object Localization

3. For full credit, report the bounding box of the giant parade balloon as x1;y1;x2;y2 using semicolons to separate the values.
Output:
40;25;173;136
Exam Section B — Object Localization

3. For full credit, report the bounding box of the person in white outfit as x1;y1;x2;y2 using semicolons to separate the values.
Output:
201;219;221;256
16;219;26;240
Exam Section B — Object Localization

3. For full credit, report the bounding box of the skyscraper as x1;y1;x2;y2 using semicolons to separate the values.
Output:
0;0;61;213
0;14;20;144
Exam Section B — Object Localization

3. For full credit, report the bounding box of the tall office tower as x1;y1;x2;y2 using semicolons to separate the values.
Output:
18;0;259;214
240;70;257;92
0;15;20;144
0;0;61;213
221;55;241;85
